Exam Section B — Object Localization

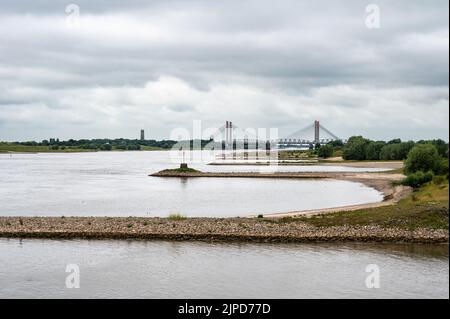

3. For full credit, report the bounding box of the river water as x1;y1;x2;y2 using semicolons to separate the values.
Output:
0;152;447;299
0;238;447;299
0;151;385;217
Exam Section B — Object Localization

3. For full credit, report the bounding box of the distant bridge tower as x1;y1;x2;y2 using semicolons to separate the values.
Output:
278;120;340;147
314;120;320;144
225;120;233;146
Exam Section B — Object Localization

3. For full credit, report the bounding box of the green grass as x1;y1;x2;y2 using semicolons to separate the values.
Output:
332;149;343;157
294;181;449;230
0;143;94;153
383;168;405;174
168;213;187;221
163;167;201;173
0;142;165;153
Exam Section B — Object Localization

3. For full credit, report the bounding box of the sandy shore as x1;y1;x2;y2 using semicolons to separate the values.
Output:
208;158;403;169
0;217;447;243
320;161;403;169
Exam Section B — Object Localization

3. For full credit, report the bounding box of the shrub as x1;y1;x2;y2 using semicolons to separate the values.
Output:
168;213;187;221
435;158;449;176
342;136;370;160
426;139;449;158
173;167;200;173
317;144;333;158
328;140;344;148
433;175;447;185
402;171;434;188
404;144;441;175
365;141;385;160
100;143;112;151
379;142;415;160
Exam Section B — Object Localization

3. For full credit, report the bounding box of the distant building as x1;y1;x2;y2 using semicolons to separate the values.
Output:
140;129;145;141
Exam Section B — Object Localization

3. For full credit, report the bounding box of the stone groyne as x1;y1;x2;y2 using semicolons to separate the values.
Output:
0;217;447;243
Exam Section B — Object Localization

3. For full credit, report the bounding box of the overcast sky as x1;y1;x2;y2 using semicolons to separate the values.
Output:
0;0;448;141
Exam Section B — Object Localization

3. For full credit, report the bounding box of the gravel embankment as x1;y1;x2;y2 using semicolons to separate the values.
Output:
0;217;447;243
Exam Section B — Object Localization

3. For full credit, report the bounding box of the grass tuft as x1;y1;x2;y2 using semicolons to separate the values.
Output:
168;213;187;221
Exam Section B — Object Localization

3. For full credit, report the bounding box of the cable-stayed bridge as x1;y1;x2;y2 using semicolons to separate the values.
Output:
211;120;341;148
278;120;340;146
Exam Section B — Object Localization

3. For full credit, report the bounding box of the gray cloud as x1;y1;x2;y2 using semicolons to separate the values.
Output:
0;0;448;141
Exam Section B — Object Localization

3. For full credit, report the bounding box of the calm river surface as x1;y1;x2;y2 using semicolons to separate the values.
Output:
0;151;384;217
0;238;448;299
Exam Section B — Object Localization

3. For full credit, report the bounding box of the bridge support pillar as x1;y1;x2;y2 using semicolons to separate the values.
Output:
314;120;320;144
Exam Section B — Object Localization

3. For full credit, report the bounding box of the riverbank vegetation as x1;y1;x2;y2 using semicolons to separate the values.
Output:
0;139;178;152
342;136;448;161
0;138;225;153
0;143;93;153
295;180;449;230
158;167;201;174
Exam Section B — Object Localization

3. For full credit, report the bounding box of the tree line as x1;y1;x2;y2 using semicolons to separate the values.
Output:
15;138;180;151
341;136;448;161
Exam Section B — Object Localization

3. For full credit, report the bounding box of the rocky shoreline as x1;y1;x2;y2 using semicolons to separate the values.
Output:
0;217;447;243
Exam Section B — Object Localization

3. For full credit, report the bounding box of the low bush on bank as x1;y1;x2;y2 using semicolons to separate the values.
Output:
402;171;434;188
175;167;200;173
162;167;200;173
168;213;187;221
317;144;333;158
433;175;448;185
404;144;443;175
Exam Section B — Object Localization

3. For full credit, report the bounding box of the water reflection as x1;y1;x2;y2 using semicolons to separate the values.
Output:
0;238;447;299
0;152;384;217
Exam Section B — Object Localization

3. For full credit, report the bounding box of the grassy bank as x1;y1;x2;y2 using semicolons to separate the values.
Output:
0;142;164;153
0;143;93;153
293;181;448;230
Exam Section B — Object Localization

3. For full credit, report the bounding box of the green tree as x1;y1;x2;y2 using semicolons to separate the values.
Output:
429;139;449;158
398;141;416;159
404;144;441;175
318;144;333;158
328;140;344;148
100;143;112;151
379;144;397;160
365;141;385;160
342;136;370;160
402;171;434;188
379;142;415;160
387;138;402;144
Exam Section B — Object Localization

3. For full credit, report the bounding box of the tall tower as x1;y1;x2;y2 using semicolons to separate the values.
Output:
225;121;229;145
140;129;145;141
225;120;233;146
314;120;320;144
229;121;233;146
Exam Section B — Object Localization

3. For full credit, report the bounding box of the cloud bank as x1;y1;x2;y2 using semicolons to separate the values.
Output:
0;0;448;141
